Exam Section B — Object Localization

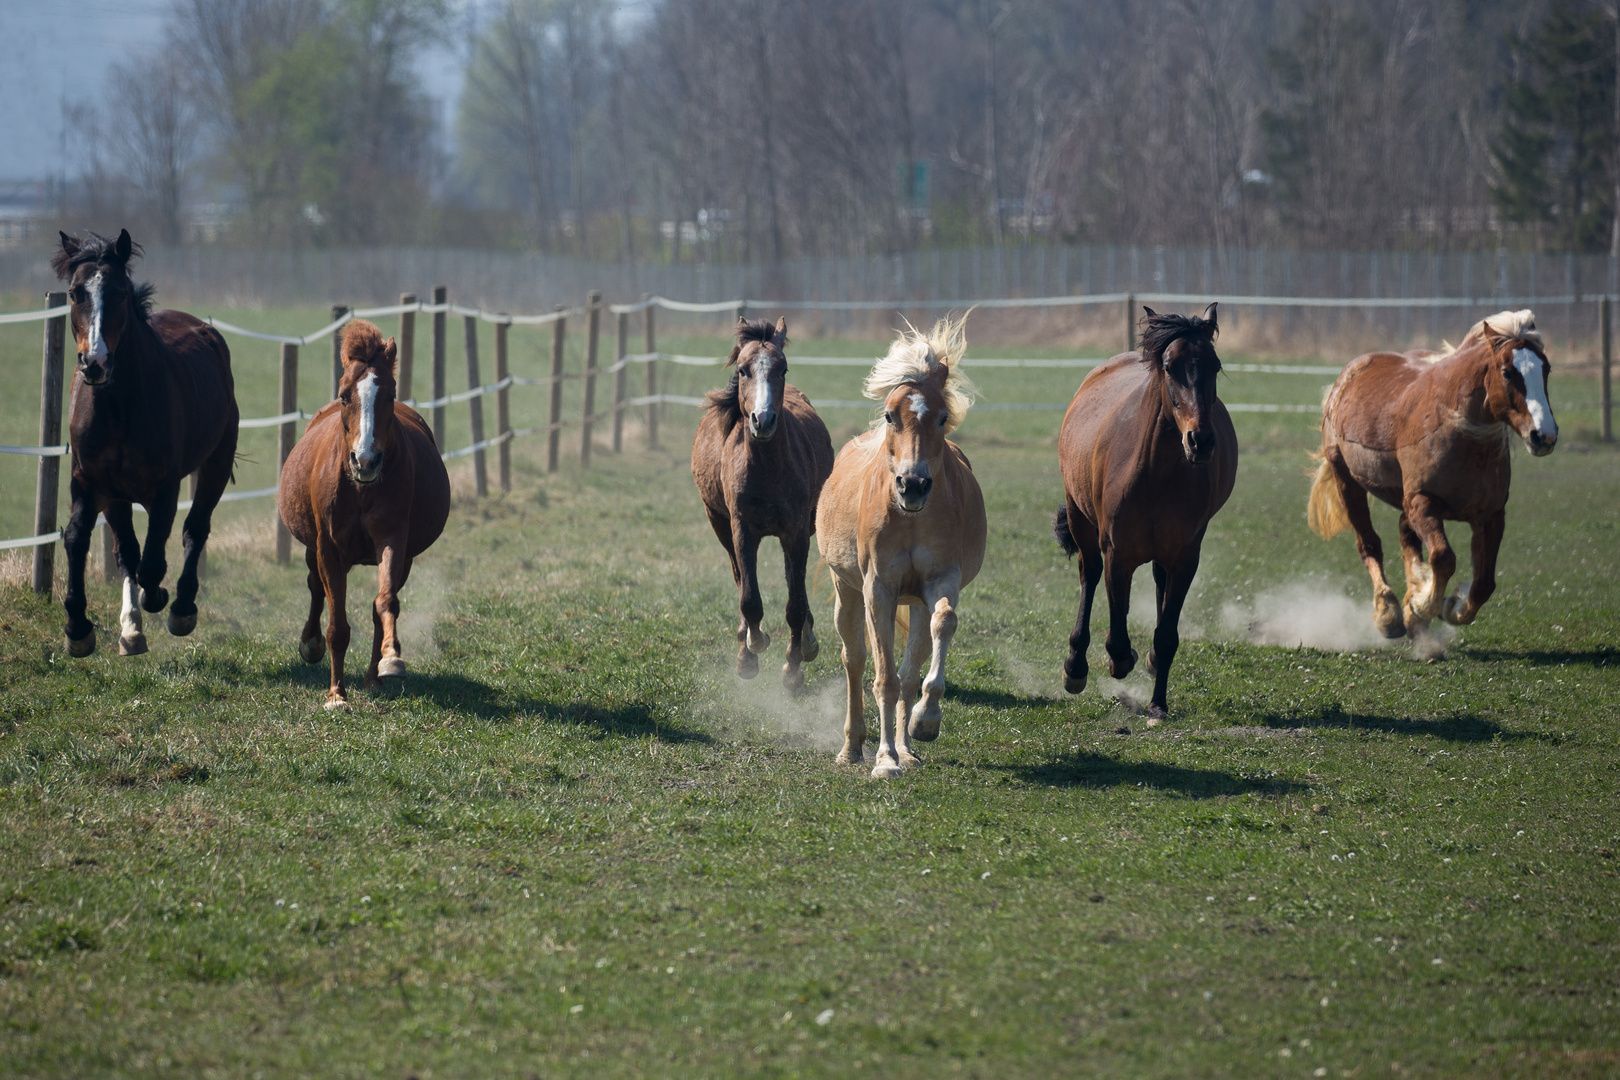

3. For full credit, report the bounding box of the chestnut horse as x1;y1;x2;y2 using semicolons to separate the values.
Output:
51;229;239;658
816;316;986;778
278;320;450;708
692;317;835;689
1308;309;1556;640
1055;304;1236;722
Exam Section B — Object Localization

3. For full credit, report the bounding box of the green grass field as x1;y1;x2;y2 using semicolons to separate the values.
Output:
1;303;1617;1078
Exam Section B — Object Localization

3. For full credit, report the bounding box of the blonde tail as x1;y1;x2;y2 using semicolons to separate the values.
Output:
1306;456;1350;540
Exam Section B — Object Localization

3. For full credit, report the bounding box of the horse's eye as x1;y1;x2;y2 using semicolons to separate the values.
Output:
938;412;947;427
738;366;751;378
340;393;352;405
885;410;897;426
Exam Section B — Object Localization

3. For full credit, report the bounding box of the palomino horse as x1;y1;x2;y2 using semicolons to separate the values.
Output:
1309;309;1557;640
52;229;239;657
278;320;450;708
692;317;835;689
817;316;986;777
1055;304;1236;722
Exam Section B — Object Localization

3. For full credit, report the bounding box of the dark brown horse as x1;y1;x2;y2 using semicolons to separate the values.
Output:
692;317;834;689
52;229;239;657
1055;304;1236;722
277;320;450;708
1309;309;1556;640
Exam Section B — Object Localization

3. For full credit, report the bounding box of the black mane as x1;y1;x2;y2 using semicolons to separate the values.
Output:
1139;310;1218;368
50;231;156;321
706;318;788;434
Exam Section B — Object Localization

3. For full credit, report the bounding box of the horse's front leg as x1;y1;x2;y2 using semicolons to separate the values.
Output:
61;478;102;656
298;545;326;664
780;530;815;691
105;501;147;656
1401;493;1455;633
1443;510;1504;626
833;578;868;765
1063;508;1102;693
316;538;351;709
170;430;236;637
1330;454;1404;637
1146;546;1202;721
895;604;929;740
1101;550;1138;679
906;574;963;752
732;521;769;678
136;477;182;614
864;581;904;779
368;540;412;689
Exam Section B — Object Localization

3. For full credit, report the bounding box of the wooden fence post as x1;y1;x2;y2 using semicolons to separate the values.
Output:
644;296;659;449
275;342;299;565
32;291;66;595
581;291;602;466
397;292;416;402
1125;292;1136;354
431;284;447;449
1602;295;1613;443
548;306;567;473
100;517;116;583
464;313;488;496
330;304;348;399
495;319;511;492
613;309;629;453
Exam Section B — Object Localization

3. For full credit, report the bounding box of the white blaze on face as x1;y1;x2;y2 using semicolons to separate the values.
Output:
353;372;380;462
908;392;928;421
752;356;776;419
1511;348;1557;441
83;272;108;361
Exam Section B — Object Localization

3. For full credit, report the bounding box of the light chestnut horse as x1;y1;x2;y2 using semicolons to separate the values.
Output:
691;317;835;689
277;320;450;708
816;316;986;778
1309;309;1557;640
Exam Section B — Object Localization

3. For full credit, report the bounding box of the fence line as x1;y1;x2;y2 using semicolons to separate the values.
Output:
5;284;1614;568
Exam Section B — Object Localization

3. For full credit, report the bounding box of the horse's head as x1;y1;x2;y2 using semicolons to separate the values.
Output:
729;316;789;441
1481;312;1557;456
879;370;951;513
52;229;151;387
1141;303;1222;464
336;320;399;485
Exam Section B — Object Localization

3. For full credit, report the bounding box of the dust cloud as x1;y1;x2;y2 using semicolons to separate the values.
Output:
1220;581;1394;652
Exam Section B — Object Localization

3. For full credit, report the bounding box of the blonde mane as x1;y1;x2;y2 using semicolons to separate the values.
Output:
1434;308;1543;360
863;313;978;435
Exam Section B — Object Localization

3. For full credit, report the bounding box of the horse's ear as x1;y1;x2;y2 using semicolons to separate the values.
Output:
1201;302;1218;331
382;337;398;373
59;231;80;257
772;316;787;348
113;229;133;264
52;232;78;279
1141;305;1158;319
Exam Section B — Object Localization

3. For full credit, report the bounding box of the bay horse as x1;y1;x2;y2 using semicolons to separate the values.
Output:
1308;309;1556;640
692;317;834;689
1054;304;1236;722
816;315;986;778
51;229;239;657
277;320;450;708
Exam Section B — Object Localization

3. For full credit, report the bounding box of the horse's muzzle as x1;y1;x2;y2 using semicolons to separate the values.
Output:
78;357;108;385
895;473;932;513
1526;429;1557;457
1183;428;1216;463
350;450;383;484
749;410;778;441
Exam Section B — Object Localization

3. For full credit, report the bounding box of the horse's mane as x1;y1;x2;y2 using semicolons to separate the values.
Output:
49;231;155;320
863;313;978;434
1434;309;1543;360
1138;309;1219;369
341;319;395;374
704;318;784;434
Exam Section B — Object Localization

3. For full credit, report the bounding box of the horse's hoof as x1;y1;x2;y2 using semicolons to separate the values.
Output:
66;627;97;658
870;760;904;779
736;649;759;680
377;657;407;679
119;632;148;657
1107;648;1137;679
907;706;941;743
1144;704;1168;727
322;696;349;711
800;628;819;664
746;627;771;655
898;751;923;769
1440;595;1473;626
1064;673;1087;694
781;664;805;692
139;586;168;614
167;611;196;637
1144;650;1159;678
835;749;864;766
298;636;326;664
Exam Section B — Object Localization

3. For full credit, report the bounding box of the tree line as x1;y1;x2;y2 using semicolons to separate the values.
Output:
64;0;1620;261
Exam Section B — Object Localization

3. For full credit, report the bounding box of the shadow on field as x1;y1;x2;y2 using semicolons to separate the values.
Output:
945;685;1053;709
1464;646;1620;669
990;752;1304;798
1258;707;1546;743
404;671;713;744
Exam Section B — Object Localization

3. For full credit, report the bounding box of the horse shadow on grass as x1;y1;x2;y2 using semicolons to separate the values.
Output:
264;663;711;744
945;684;1055;709
1460;646;1619;670
1256;706;1549;744
986;752;1306;799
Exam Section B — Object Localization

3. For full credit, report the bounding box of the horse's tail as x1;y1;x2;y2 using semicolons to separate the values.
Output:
1052;505;1079;556
1306;456;1349;540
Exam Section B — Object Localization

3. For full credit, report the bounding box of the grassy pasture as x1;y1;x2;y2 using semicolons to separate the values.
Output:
0;303;1618;1078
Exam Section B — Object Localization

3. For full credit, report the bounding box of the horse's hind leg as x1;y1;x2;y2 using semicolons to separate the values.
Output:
298;545;327;664
895;604;929;740
731;520;769;678
170;425;237;636
369;540;412;689
780;531;815;691
906;579;962;751
1444;511;1503;626
864;584;905;778
315;538;351;709
61;478;102;656
1330;457;1403;637
833;579;867;766
104;501;147;655
1063;506;1102;692
136;477;182;614
1401;493;1455;633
